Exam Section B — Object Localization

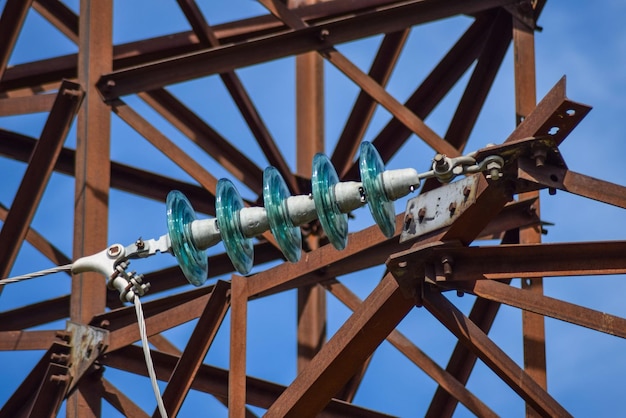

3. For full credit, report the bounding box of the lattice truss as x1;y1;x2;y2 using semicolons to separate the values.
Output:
0;0;625;417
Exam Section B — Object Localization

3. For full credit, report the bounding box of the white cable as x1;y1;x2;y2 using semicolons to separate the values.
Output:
0;264;73;286
134;296;169;418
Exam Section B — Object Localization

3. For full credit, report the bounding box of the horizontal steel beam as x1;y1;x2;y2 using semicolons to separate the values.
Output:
518;159;626;209
96;0;515;100
450;279;626;338
102;344;394;417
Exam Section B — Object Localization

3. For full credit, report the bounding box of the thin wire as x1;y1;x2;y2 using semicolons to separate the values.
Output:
134;296;169;418
0;264;73;286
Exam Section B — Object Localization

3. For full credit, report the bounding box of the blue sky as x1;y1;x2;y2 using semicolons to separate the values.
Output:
1;1;626;416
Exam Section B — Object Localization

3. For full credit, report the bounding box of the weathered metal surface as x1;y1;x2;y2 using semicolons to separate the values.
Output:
400;176;480;243
66;322;109;393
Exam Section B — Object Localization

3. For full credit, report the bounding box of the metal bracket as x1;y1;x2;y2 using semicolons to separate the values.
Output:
400;175;479;243
66;321;109;393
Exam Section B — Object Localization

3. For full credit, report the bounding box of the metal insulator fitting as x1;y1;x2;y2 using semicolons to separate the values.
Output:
485;161;503;180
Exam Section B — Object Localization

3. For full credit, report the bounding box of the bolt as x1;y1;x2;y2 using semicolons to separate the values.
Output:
448;202;457;217
433;154;449;170
403;213;413;230
99;319;110;329
55;330;71;342
485;161;502;180
50;353;70;365
441;256;454;280
107;244;122;257
318;28;330;41
456;290;465;297
549;187;557;195
417;207;426;223
135;238;145;249
106;79;116;87
50;374;70;384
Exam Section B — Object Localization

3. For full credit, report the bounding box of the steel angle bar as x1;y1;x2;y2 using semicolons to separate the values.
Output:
0;202;72;267
449;279;626;339
422;287;571;417
331;29;409;177
175;0;299;194
518;158;626;209
138;89;264;196
421;9;512;193
0;93;57;116
0;0;413;93
324;281;498;418
158;280;230;418
420;241;626;282
259;0;458;157
96;0;516;100
0;0;32;79
0;330;58;350
0;129;216;214
32;0;78;43
265;273;415;417
0;341;70;418
102;345;395;417
0;80;84;281
95;285;216;352
102;378;150;418
342;11;495;180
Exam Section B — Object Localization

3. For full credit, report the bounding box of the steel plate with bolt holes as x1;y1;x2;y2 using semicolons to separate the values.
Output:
66;321;109;391
400;175;479;243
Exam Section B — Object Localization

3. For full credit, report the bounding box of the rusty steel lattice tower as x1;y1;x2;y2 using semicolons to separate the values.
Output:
0;0;625;417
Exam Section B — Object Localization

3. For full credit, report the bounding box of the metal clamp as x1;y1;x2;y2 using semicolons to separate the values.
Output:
71;234;171;303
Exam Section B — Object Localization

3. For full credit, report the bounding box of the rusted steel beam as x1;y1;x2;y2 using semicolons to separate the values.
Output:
0;92;56;116
0;129;216;214
0;0;406;93
266;163;512;414
518;160;626;210
157;280;230;418
326;49;460;157
139;89;264;195
425;231;518;418
0;0;32;79
99;285;216;352
0;81;83;281
69;2;112;415
451;279;626;339
229;275;248;418
0;330;57;350
265;273;415;417
102;344;394;417
112;98;280;248
342;12;493;180
423;288;571;417
421;10;512;193
331;29;409;177
324;281;498;418
513;7;547;411
286;0;329;379
176;0;299;194
0;202;72;267
102;379;150;418
422;241;626;281
111;99;220;194
95;0;515;100
0;295;69;331
32;0;78;43
0;341;70;418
